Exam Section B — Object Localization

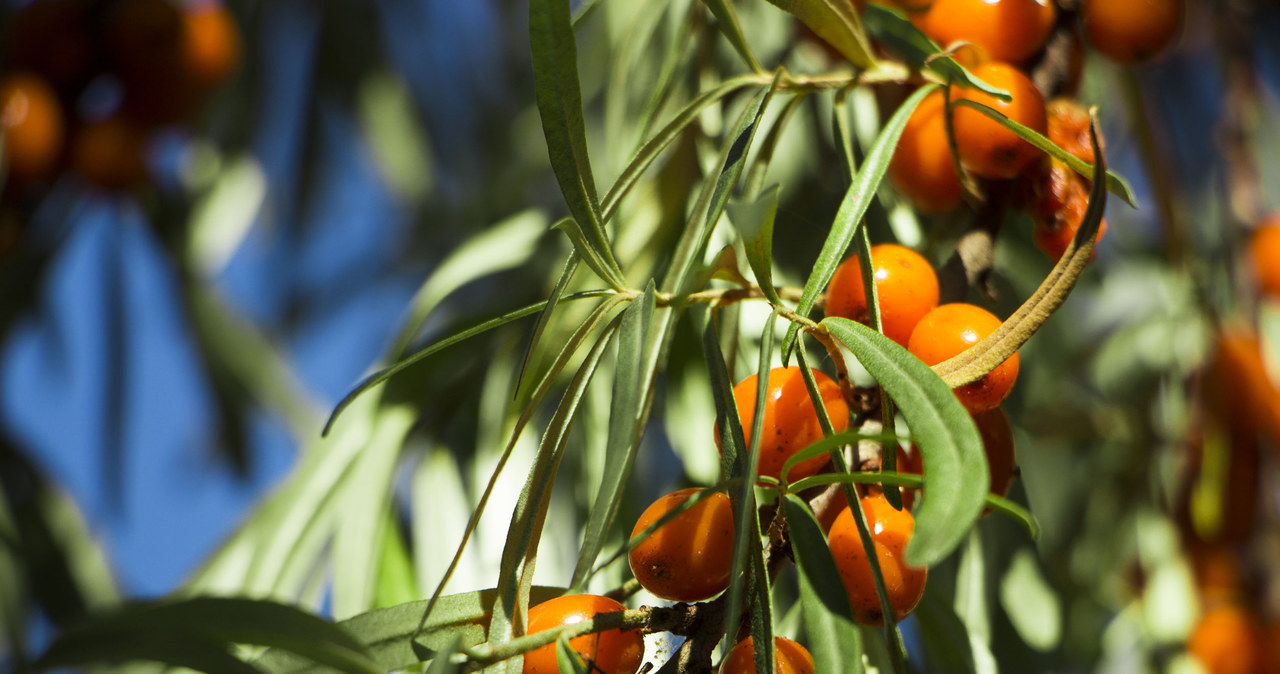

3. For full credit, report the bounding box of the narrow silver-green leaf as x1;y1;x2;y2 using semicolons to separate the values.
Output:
699;0;764;72
727;185;784;306
950;98;1137;207
913;588;977;674
782;85;937;362
515;253;580;399
530;0;621;276
323;290;614;435
766;0;874;68
820;317;988;566
783;494;863;674
570;283;657;590
552;219;626;290
38;598;379;674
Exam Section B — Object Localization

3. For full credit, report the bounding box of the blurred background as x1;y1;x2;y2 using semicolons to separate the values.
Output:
3;0;1280;672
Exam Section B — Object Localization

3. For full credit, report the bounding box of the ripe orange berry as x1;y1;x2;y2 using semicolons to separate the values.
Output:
1;73;65;183
888;91;964;214
1083;0;1184;65
720;636;815;674
915;0;1056;65
1028;165;1108;262
1046;98;1100;165
1250;215;1280;299
949;62;1048;180
70;116;149;190
718;367;850;484
827;244;940;347
1187;604;1263;674
629;488;735;602
908;303;1019;413
523;594;644;674
183;1;242;95
827;494;927;625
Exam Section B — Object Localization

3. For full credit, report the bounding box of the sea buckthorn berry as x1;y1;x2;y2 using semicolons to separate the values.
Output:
1187;604;1263;674
720;636;815;674
1;73;65;183
183;1;242;95
1047;98;1100;165
1028;162;1108;262
70;116;150;190
907;303;1019;413
1083;0;1183;65
949;62;1048;180
629;488;734;602
888;91;964;214
1250;215;1280;299
523;594;644;674
915;0;1056;65
827;244;940;347
827;493;927;625
718;367;850;484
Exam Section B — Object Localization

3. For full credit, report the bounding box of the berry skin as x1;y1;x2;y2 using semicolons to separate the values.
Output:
1187;604;1263;674
915;0;1057;65
522;595;644;674
719;636;815;674
908;303;1019;413
827;243;940;347
1027;162;1108;262
949;62;1048;180
889;91;964;215
827;494;927;625
1;73;65;183
718;367;850;484
629;488;735;602
1083;0;1183;65
1250;215;1280;299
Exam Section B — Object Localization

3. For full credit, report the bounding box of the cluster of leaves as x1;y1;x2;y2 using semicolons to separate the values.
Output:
18;0;1280;673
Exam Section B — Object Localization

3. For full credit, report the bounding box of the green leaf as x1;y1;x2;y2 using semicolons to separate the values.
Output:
782;85;937;362
389;209;549;358
949;98;1137;207
820;317;988;566
39;633;263;674
662;74;780;297
259;589;563;673
552;218;626;289
955;531;997;674
743;93;809;199
766;0;874;68
727;185;784;306
374;509;419;610
861;4;1010;99
601;75;761;223
486;321;620;668
530;0;621;278
323;290;614;435
332;404;416;619
913;588;977;674
783;495;863;674
516;253;581;399
999;548;1062;652
555;637;590;673
424;637;463;674
570;283;657;590
699;0;763;72
37;597;379;674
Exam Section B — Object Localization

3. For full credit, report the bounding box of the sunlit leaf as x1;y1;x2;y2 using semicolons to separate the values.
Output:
861;4;1010;99
820;317;988;566
727;185;783;306
699;0;763;72
782;85;937;362
783;495;863;673
766;0;874;68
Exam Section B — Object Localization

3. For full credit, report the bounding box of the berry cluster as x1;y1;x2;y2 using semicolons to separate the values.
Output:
1;0;240;201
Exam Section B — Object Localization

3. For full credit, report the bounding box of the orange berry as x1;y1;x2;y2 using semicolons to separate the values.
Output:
1029;166;1108;262
827;494;927;625
1250;215;1280;299
1187;604;1264;674
1083;0;1184;65
915;0;1057;64
719;636;815;674
889;91;964;214
827;244;940;347
718;367;850;484
1;73;65;183
629;488;735;602
70;116;149;190
523;595;644;674
908;303;1019;413
1047;98;1100;165
183;1;242;95
949;62;1048;180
